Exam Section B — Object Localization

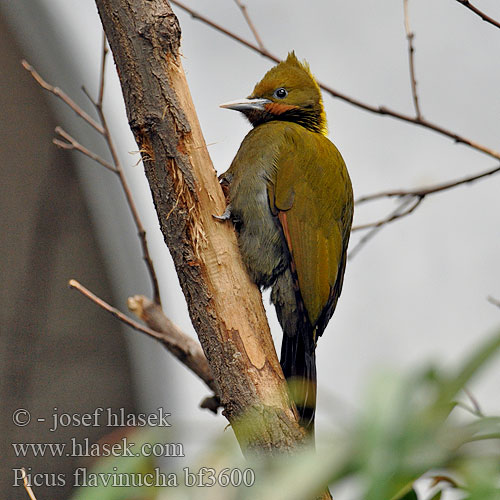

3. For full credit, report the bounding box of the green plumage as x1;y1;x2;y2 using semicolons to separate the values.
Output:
220;53;353;431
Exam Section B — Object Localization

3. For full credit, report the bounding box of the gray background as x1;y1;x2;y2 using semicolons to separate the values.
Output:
1;0;499;497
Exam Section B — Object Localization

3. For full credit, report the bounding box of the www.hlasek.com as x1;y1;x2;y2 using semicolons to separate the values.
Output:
12;437;184;459
14;467;256;488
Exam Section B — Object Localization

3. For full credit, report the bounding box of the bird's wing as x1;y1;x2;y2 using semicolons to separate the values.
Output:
271;128;353;332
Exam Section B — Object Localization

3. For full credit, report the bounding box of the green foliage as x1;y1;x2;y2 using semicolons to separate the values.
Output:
70;429;163;500
70;328;500;500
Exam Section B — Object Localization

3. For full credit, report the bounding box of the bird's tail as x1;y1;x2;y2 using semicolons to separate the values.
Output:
280;325;317;433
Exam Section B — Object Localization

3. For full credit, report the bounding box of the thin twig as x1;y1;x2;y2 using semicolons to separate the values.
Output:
21;469;37;500
82;41;162;306
170;0;500;162
170;0;279;60
464;388;484;417
54;126;118;173
455;400;482;417
356;163;500;204
97;31;108;106
455;0;500;30
353;195;423;231
24;55;162;305
350;162;500;257
128;295;218;398
429;474;461;489
488;296;500;309
403;0;422;119
69;280;219;405
349;197;423;259
233;0;265;50
22;60;105;135
69;279;166;340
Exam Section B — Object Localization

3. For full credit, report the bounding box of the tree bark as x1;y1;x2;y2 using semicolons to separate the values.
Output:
93;0;305;452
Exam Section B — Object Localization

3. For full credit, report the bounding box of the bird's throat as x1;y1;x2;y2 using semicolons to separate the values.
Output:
243;105;325;134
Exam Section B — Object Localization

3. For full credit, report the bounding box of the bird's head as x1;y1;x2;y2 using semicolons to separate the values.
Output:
221;52;327;135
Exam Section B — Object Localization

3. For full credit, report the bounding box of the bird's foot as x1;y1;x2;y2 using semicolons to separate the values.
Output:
213;205;232;221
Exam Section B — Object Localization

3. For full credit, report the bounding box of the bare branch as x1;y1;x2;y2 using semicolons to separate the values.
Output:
24;58;162;306
488;296;500;309
455;0;500;30
200;395;222;412
353;196;423;231
171;0;277;59
170;0;500;162
69;280;218;399
403;0;423;119
69;279;164;340
349;162;500;257
21;469;37;500
53;126;118;173
373;107;500;161
356;163;500;204
349;197;423;259
82;46;162;306
22;60;105;135
233;0;265;50
127;295;217;395
98;31;108;106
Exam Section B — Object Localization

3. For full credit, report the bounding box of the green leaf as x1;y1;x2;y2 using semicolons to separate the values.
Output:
391;486;418;500
69;428;167;500
427;491;443;500
439;329;500;404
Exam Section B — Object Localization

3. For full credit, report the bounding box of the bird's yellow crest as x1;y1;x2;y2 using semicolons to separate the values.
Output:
250;52;327;135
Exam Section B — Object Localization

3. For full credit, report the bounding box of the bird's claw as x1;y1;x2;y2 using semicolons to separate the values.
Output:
213;205;232;221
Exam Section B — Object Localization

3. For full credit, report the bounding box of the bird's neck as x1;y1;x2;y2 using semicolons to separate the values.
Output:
246;104;326;135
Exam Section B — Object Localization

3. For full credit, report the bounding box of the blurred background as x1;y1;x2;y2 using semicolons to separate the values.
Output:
1;1;499;499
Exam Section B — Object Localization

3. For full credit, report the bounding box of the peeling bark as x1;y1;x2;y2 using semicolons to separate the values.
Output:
93;0;305;452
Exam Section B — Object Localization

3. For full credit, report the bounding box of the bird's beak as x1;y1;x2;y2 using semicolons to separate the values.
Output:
219;97;271;111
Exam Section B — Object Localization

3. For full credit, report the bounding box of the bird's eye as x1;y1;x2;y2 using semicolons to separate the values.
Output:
273;88;288;99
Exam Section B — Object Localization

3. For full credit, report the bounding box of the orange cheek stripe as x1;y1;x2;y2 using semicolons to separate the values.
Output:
264;102;299;115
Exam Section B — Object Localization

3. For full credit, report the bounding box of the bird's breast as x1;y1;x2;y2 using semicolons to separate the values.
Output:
224;128;289;288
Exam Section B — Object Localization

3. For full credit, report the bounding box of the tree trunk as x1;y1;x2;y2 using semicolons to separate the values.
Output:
93;0;305;452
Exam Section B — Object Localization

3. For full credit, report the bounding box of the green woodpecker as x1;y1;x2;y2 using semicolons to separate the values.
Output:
218;52;353;431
